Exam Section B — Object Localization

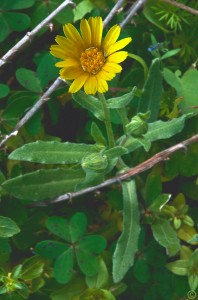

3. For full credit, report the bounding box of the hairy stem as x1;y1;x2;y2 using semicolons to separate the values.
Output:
98;93;115;148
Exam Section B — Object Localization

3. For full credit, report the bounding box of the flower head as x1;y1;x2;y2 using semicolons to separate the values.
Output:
50;17;132;94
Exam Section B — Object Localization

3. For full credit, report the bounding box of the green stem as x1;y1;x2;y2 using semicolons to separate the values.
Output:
117;107;129;135
98;93;115;148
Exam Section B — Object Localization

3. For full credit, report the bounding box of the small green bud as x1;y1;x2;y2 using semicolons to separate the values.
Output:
126;112;150;137
183;215;194;227
173;217;181;230
162;205;177;217
81;153;108;173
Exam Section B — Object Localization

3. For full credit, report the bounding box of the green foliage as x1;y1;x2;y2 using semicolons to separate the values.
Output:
113;180;140;283
0;216;20;238
35;212;106;284
138;58;163;122
0;0;198;299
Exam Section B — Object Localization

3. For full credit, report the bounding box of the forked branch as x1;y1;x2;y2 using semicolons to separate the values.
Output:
0;0;75;68
0;0;146;147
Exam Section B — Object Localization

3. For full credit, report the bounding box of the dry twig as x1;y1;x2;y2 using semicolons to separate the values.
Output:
0;77;64;148
120;0;147;28
0;0;147;147
0;0;75;68
35;133;198;206
162;0;198;16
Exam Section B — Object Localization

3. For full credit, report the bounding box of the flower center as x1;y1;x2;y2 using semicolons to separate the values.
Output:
80;47;105;75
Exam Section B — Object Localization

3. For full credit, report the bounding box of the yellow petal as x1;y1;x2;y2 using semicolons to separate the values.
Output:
102;25;120;50
84;76;98;94
55;35;68;47
63;23;84;49
60;67;83;80
103;62;122;73
97;78;108;93
69;73;89;93
107;51;128;63
80;19;91;48
88;16;103;48
106;37;132;56
50;45;67;59
97;69;116;81
55;58;80;68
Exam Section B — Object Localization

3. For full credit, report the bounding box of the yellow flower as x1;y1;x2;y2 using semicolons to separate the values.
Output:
50;16;132;94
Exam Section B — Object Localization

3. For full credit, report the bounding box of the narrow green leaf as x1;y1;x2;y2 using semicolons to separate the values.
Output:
145;172;162;205
138;58;163;122
107;87;137;109
163;68;183;95
91;122;107;146
9;141;98;164
86;258;109;289
50;277;86;300
35;240;69;259
122;114;190;153
161;48;181;60
16;68;42;93
166;260;188;276
21;256;44;280
54;248;73;284
72;91;104;120
143;1;170;32
2;168;85;201
76;235;107;276
12;264;22;279
104;146;128;159
128;53;148;79
180;69;198;110
151;218;181;256
0;216;20;238
113;180;140;283
149;194;171;213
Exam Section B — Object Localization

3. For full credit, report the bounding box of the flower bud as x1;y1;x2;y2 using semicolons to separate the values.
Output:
126;112;150;137
81;153;108;173
183;215;194;227
173;217;181;230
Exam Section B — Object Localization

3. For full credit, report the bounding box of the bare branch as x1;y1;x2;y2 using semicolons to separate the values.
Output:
0;2;131;147
103;0;126;28
36;133;198;206
119;0;147;28
0;0;75;68
0;77;64;148
161;0;198;16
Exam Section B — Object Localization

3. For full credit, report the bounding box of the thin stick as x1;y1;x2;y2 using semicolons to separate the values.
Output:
0;0;74;68
161;0;198;16
119;0;147;28
103;0;126;27
0;77;64;148
36;133;198;206
0;2;131;147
